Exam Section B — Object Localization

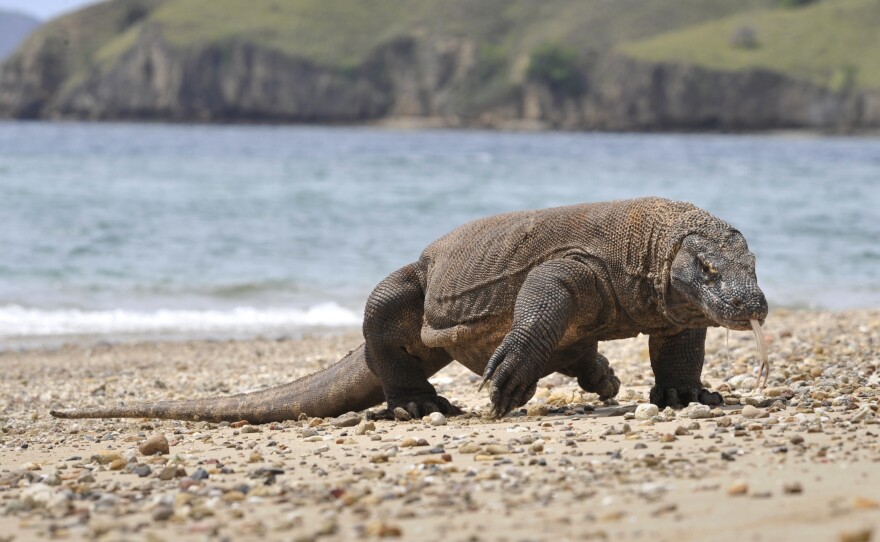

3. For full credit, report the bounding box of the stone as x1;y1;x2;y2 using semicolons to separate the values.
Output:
727;481;748;496
138;434;170;456
741;405;761;419
393;407;411;421
458;443;480;454
365;521;402;537
133;464;152;478
240;425;260;434
728;375;758;391
484;444;509;455
839;529;873;542
527;404;550;417
682;403;712;419
152;506;174;521
783;482;803;495
191;468;209;480
355;421;375;435
331;412;362;427
428;412;447;426
158;466;186;481
91;451;122;465
634;403;659;420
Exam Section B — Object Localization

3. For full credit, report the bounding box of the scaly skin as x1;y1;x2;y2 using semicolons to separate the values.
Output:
51;197;768;422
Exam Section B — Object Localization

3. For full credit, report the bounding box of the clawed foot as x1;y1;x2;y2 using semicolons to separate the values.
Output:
375;393;463;421
577;354;620;401
649;386;723;409
481;339;541;419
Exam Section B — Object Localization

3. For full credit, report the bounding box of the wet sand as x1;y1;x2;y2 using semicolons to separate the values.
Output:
1;309;879;541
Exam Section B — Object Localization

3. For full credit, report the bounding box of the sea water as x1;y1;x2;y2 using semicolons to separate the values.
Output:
1;122;877;344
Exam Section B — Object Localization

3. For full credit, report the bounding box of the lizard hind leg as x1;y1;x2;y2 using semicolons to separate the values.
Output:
554;344;621;402
363;263;459;420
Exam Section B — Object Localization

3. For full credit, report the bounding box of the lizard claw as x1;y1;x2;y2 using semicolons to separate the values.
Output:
385;393;463;420
479;349;504;391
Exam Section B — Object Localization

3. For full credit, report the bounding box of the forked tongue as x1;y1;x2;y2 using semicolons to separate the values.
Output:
749;319;769;393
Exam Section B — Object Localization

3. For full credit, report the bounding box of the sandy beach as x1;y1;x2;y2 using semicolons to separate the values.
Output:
1;309;879;541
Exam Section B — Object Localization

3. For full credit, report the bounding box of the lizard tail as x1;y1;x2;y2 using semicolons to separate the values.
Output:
50;344;385;423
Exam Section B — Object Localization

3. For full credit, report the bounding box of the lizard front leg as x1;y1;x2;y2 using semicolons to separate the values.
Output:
482;259;599;418
648;328;723;409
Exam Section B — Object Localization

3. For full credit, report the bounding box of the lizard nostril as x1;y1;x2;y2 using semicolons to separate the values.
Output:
731;298;744;308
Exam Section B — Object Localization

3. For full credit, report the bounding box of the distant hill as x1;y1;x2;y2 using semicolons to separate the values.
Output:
0;0;877;131
0;9;39;60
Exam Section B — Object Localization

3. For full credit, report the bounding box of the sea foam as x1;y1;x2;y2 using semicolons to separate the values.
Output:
0;303;361;338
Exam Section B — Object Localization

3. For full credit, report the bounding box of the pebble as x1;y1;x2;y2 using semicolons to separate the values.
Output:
839;529;873;542
158;466;186;481
152;506;174;521
634;403;659;420
138;434;170;456
428;412;447;426
741;405;761;419
331;412;362;427
365;521;402;537
133;465;152;478
727;481;748;496
783;482;803;495
393;407;411;421
240;425;260;434
728;375;758;391
527;404;550;417
682;403;712;419
355;421;376;435
91;451;122;465
191;468;209;480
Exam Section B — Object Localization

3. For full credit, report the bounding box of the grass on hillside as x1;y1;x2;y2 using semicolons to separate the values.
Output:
87;0;776;74
619;0;880;90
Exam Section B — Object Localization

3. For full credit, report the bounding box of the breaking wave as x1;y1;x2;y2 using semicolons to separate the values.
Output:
0;303;362;338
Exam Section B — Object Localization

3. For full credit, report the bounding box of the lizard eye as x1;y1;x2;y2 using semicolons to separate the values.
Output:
699;257;718;280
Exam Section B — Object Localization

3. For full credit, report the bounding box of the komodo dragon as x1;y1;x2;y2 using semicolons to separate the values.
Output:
51;197;768;422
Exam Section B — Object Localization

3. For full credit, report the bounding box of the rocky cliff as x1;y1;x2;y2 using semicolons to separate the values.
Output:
1;0;877;131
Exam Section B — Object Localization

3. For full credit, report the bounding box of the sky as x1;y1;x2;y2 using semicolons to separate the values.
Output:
0;0;97;19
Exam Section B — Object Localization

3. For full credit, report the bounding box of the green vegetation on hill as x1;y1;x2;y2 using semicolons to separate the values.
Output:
620;0;880;90
80;0;778;74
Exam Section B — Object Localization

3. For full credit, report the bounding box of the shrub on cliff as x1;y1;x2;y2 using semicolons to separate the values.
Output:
526;44;585;96
780;0;819;7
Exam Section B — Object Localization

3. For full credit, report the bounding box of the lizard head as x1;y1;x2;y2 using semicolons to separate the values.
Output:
668;228;768;331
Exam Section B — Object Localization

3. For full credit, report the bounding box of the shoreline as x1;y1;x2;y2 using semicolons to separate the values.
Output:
3;117;880;138
1;309;879;540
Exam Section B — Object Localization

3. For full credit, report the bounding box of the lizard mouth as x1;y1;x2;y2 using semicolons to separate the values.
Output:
701;293;765;331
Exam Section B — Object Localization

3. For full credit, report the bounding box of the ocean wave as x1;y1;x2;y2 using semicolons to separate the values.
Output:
0;303;362;338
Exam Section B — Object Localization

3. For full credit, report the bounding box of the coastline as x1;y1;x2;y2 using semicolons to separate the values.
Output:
1;309;879;540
